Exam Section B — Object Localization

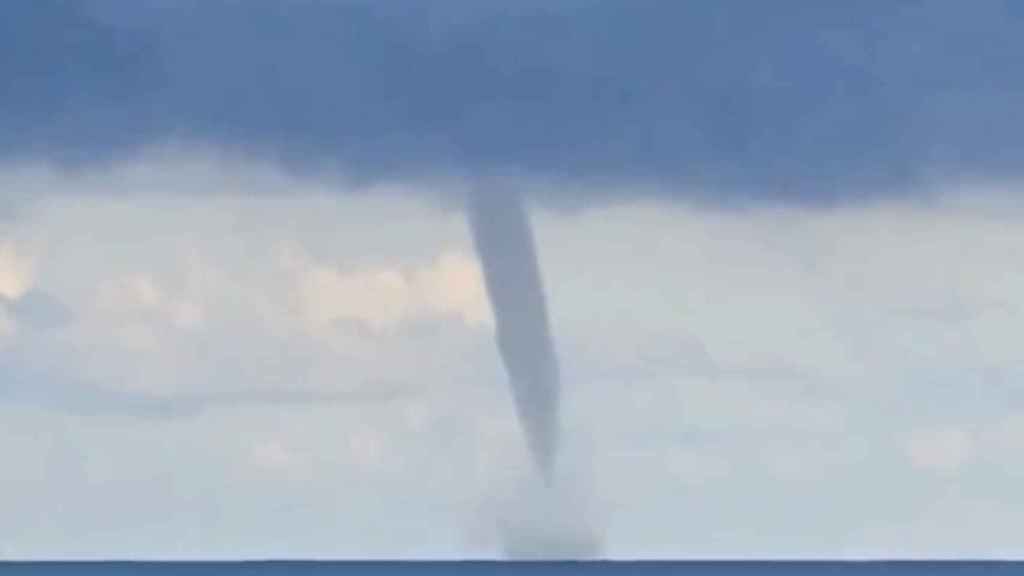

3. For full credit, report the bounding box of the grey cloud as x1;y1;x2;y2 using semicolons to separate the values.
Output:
0;311;421;417
0;349;418;419
4;1;1024;203
6;290;73;332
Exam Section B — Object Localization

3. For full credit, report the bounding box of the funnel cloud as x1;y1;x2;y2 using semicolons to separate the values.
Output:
466;188;560;480
467;187;606;559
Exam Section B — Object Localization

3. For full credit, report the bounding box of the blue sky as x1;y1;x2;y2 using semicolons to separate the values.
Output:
2;0;1024;559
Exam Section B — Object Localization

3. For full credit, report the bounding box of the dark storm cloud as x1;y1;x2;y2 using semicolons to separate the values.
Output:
5;0;1024;202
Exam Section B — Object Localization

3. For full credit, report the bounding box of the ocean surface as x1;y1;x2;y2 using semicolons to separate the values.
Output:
0;562;1020;575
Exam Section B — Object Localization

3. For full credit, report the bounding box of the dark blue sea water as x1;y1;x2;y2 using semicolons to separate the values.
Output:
0;562;1020;575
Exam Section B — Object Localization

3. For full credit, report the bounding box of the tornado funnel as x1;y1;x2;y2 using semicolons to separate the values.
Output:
467;188;560;480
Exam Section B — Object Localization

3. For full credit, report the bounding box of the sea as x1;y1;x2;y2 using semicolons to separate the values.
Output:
0;562;1020;575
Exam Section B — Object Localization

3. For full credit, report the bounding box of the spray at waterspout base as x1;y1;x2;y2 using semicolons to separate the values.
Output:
493;466;605;560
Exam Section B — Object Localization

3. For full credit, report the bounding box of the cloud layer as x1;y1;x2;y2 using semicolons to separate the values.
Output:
5;1;1024;200
2;154;1024;557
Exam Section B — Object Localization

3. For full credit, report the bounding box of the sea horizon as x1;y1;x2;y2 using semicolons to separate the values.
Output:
2;559;1023;574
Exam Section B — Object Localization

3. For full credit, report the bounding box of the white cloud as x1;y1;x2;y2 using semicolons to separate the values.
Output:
662;445;733;486
248;439;308;476
0;241;37;342
906;426;973;475
280;243;492;336
536;192;1024;389
977;413;1024;477
94;274;202;330
0;240;32;300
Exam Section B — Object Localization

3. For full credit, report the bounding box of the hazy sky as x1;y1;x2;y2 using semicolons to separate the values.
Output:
2;0;1024;559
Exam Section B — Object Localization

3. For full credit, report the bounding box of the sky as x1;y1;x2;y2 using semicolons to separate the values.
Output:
2;0;1024;559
